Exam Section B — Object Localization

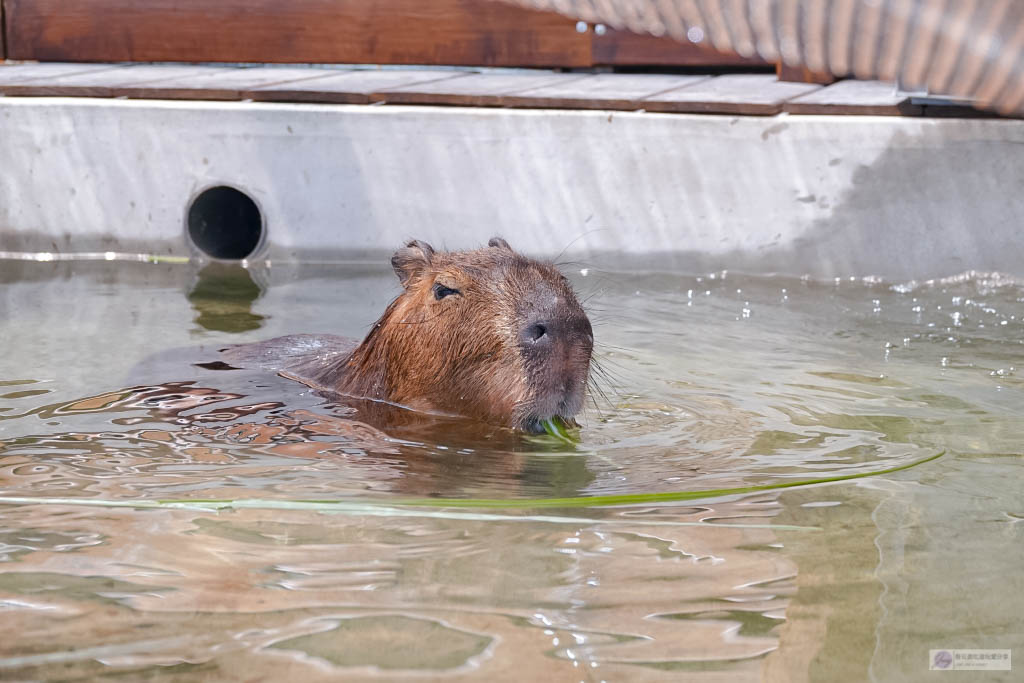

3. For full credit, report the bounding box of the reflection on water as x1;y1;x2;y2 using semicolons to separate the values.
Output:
1;261;1023;681
0;500;790;680
188;263;266;333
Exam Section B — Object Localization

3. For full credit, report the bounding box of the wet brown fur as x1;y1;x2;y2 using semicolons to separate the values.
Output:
222;238;593;432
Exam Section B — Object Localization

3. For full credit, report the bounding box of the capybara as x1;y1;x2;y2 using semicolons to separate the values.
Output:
221;238;594;432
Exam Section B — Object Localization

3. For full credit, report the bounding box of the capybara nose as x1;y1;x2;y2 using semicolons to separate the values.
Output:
519;315;593;352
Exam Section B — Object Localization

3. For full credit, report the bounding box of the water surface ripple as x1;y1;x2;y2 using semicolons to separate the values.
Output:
1;261;1021;681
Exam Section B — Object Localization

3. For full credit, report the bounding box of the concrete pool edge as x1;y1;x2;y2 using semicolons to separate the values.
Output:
1;97;1022;280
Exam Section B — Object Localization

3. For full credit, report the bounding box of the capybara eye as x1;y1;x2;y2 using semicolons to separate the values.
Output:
433;283;460;300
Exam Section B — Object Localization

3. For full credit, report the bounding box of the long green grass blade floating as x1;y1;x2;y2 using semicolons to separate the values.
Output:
394;451;945;509
0;452;942;512
0;496;818;530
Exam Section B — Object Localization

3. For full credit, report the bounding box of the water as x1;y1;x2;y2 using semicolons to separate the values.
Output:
1;259;1022;681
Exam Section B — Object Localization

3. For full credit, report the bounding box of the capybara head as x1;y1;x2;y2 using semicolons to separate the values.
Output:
338;238;593;432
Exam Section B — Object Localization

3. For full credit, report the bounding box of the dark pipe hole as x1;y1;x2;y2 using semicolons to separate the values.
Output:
187;186;263;260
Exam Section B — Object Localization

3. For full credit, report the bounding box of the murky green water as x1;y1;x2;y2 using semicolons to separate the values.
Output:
1;259;1021;681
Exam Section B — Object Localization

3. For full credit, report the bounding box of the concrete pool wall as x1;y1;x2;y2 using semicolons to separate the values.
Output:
1;96;1022;280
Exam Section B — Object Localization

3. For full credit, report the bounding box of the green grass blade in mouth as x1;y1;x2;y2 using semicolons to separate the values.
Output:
539;416;580;444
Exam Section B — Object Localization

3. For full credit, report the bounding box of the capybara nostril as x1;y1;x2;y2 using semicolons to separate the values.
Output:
523;322;548;344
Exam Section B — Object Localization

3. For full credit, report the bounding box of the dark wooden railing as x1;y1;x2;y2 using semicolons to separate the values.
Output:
1;0;767;69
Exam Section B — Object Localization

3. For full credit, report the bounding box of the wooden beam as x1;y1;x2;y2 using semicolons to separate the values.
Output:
776;61;836;85
593;28;771;68
3;0;591;67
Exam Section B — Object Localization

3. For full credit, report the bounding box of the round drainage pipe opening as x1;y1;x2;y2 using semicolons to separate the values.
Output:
186;185;264;260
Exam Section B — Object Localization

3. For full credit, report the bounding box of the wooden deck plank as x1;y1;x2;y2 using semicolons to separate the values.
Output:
246;69;471;104
0;62;125;84
0;63;931;118
641;74;822;115
783;79;922;115
499;73;711;110
0;64;222;96
376;72;591;106
106;66;358;100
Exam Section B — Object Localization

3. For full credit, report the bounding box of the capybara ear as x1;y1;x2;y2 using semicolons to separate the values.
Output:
391;240;435;288
488;237;512;251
